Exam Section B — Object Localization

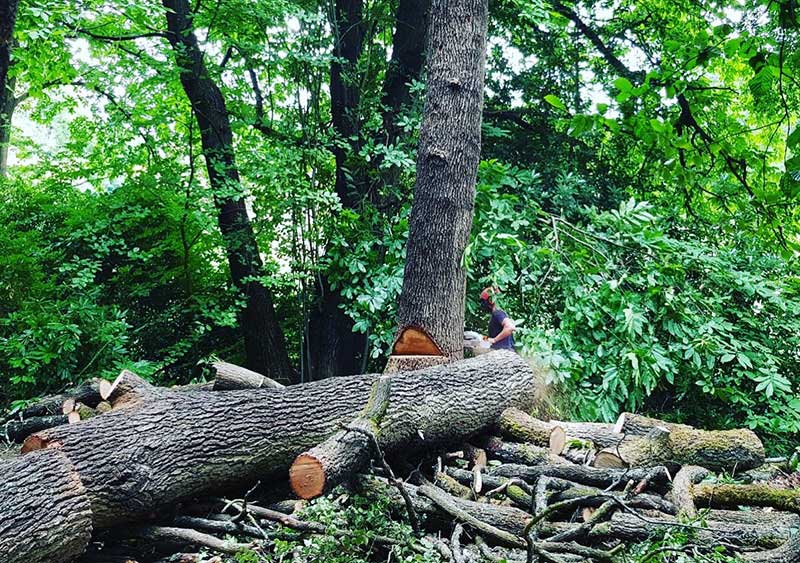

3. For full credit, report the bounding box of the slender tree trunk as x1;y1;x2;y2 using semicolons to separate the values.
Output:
381;0;429;145
330;0;366;209
0;0;19;177
162;0;293;382
307;0;428;379
393;0;489;359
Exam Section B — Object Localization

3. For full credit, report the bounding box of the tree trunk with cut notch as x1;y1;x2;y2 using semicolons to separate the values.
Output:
393;0;489;360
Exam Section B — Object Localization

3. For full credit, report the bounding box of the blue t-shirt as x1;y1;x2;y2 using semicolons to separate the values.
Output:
489;309;515;350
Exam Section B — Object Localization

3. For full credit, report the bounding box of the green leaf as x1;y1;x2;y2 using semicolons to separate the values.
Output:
544;94;568;112
613;77;633;92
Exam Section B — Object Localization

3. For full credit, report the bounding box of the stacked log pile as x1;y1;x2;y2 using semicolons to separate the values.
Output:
0;352;797;563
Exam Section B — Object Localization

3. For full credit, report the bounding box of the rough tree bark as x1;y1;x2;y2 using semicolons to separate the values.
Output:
162;0;293;383
393;0;489;360
0;0;19;177
19;351;540;529
0;449;93;563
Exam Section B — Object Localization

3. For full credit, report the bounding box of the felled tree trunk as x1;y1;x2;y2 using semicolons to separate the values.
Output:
5;414;68;442
692;483;800;513
595;421;764;472
0;449;93;563
18;379;104;418
392;0;489;361
613;412;765;471
20;351;540;529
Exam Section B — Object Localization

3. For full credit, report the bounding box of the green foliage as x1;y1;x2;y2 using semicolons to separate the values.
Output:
465;164;800;451
268;493;442;563
2;0;800;452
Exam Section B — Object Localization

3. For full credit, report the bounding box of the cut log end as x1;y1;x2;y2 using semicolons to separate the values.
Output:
289;453;326;500
549;426;567;454
593;451;626;469
98;379;113;401
20;435;47;454
62;398;76;415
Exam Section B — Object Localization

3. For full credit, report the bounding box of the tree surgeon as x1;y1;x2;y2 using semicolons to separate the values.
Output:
480;287;516;351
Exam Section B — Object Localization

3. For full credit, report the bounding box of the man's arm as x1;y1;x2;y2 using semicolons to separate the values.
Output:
489;317;516;345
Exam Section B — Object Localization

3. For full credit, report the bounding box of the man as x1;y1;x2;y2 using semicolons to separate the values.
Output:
480;287;516;351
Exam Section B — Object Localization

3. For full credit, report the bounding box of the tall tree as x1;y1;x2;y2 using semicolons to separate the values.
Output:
0;0;19;177
392;0;489;360
162;0;294;382
307;0;429;379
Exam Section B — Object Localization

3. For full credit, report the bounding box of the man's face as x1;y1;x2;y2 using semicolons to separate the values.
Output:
480;298;493;313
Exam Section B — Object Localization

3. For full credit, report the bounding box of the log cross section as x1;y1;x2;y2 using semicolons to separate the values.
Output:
290;375;392;498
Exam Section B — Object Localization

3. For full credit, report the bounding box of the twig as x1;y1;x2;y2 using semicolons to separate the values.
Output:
344;425;421;534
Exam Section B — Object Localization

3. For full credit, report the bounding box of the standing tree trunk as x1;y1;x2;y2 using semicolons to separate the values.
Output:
0;0;19;177
380;0;429;146
162;0;293;382
307;0;429;379
330;0;366;210
392;0;489;360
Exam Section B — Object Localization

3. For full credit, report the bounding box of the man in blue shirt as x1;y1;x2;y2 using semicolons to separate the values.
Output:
480;287;516;350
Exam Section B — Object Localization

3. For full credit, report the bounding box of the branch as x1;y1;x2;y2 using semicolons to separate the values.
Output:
74;28;168;42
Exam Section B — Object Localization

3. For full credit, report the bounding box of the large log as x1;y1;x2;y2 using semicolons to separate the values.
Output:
20;351;541;529
0;449;93;563
613;412;765;471
5;413;68;442
692;482;800;513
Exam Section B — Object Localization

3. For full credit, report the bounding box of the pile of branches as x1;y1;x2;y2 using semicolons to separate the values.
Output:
1;352;798;563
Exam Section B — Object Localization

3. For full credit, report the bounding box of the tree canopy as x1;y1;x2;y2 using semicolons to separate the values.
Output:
1;0;799;452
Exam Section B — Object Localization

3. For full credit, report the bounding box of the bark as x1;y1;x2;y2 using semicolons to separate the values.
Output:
497;407;556;446
5;414;68;442
614;412;765;471
306;279;365;380
330;0;367;209
743;535;800;563
124;526;249;555
162;0;293;383
552;420;622;449
212;361;285;391
692;482;800;513
581;511;792;549
0;449;93;563
19;351;539;528
289;375;391;498
380;0;429;144
383;354;450;373
356;475;532;537
0;0;18;177
593;426;672;469
670;465;709;518
597;421;764;472
490;463;669;490
481;436;566;466
393;0;489;359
